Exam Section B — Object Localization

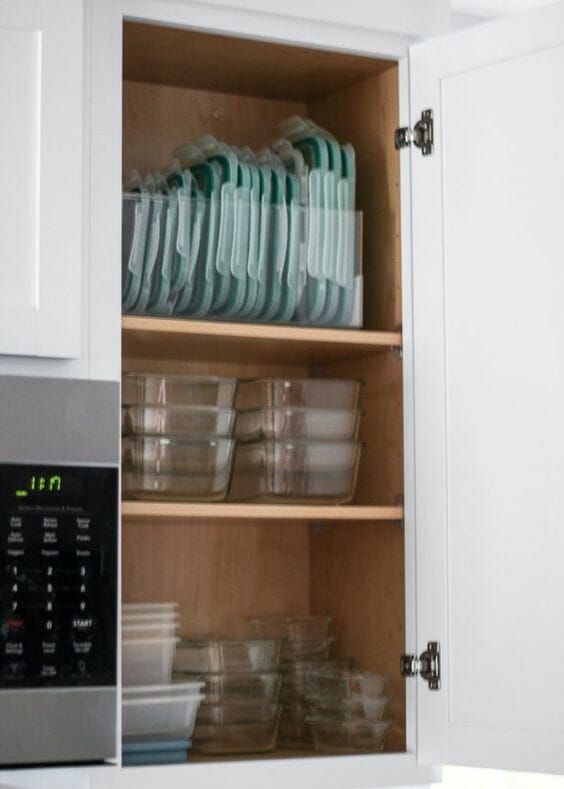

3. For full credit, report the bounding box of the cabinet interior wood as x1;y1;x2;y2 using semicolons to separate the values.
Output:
122;21;406;756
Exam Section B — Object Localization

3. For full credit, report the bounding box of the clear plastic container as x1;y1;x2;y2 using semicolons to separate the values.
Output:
122;681;204;699
174;671;282;704
236;407;362;442
250;615;331;642
306;669;390;700
122;621;178;639
230;440;362;504
122;693;204;737
197;701;280;725
306;695;389;722
122;405;237;438
236;379;362;410
307;718;391;754
122;373;238;408
122;637;179;686
122;436;236;501
193;707;281;754
173;639;282;673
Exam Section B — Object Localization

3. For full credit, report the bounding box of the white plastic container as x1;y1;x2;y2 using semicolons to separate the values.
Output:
122;694;204;737
122;611;179;624
122;621;178;639
122;637;179;686
123;602;178;614
122;681;204;700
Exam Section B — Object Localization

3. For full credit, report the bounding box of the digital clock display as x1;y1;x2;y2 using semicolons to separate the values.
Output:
9;467;86;503
15;474;63;498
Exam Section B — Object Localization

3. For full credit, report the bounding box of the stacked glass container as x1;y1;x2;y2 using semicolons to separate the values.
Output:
250;615;334;749
231;378;364;504
304;668;392;753
172;638;283;754
121;373;238;501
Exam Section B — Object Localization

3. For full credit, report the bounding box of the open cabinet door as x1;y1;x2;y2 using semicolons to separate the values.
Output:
409;1;564;774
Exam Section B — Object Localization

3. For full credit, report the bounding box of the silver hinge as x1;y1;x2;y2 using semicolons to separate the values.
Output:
395;109;434;156
400;641;441;690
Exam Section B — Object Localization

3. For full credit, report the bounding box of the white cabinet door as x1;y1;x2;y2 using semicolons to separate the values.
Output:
0;0;82;358
409;1;564;774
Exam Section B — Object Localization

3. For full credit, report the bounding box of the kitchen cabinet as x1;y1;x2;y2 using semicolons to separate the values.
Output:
2;0;564;786
0;1;83;360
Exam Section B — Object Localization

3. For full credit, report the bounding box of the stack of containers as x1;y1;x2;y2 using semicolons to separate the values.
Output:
121;373;238;501
231;378;364;503
250;615;334;749
305;669;392;754
122;117;362;329
121;602;204;765
173;638;283;754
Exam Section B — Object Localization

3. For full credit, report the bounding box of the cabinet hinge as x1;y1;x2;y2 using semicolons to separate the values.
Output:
400;641;440;690
395;109;434;156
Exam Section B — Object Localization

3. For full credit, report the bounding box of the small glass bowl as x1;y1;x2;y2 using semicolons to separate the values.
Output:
173;670;282;704
250;615;331;642
236;407;362;443
306;669;390;700
236;379;363;410
173;638;282;674
122;373;238;408
307;718;391;754
122;436;236;502
306;695;390;722
193;707;281;754
122;404;237;438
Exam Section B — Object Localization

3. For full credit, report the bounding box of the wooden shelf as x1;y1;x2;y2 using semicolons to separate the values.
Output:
121;501;404;522
122;316;401;365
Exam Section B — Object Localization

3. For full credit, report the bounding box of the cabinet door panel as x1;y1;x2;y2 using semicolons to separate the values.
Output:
410;1;564;773
0;1;82;358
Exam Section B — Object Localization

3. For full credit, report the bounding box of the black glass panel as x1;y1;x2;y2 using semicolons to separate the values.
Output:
0;464;118;688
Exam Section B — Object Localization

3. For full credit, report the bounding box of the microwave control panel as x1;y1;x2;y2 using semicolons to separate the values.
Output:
0;464;118;688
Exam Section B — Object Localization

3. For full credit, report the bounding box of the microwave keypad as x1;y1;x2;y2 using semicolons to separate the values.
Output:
0;465;117;688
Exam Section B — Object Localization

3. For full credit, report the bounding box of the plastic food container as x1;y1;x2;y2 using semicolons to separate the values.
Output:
193;707;281;754
122;637;179;686
122;693;204;737
122;373;238;408
174;671;282;704
197;702;280;725
306;695;389;722
173;639;282;673
122;405;237;438
251;615;331;642
306;670;390;700
122;681;204;700
122;612;179;624
122;621;178;639
122;436;236;501
236;408;362;443
230;440;362;504
123;602;178;614
307;718;391;753
236;379;362;410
